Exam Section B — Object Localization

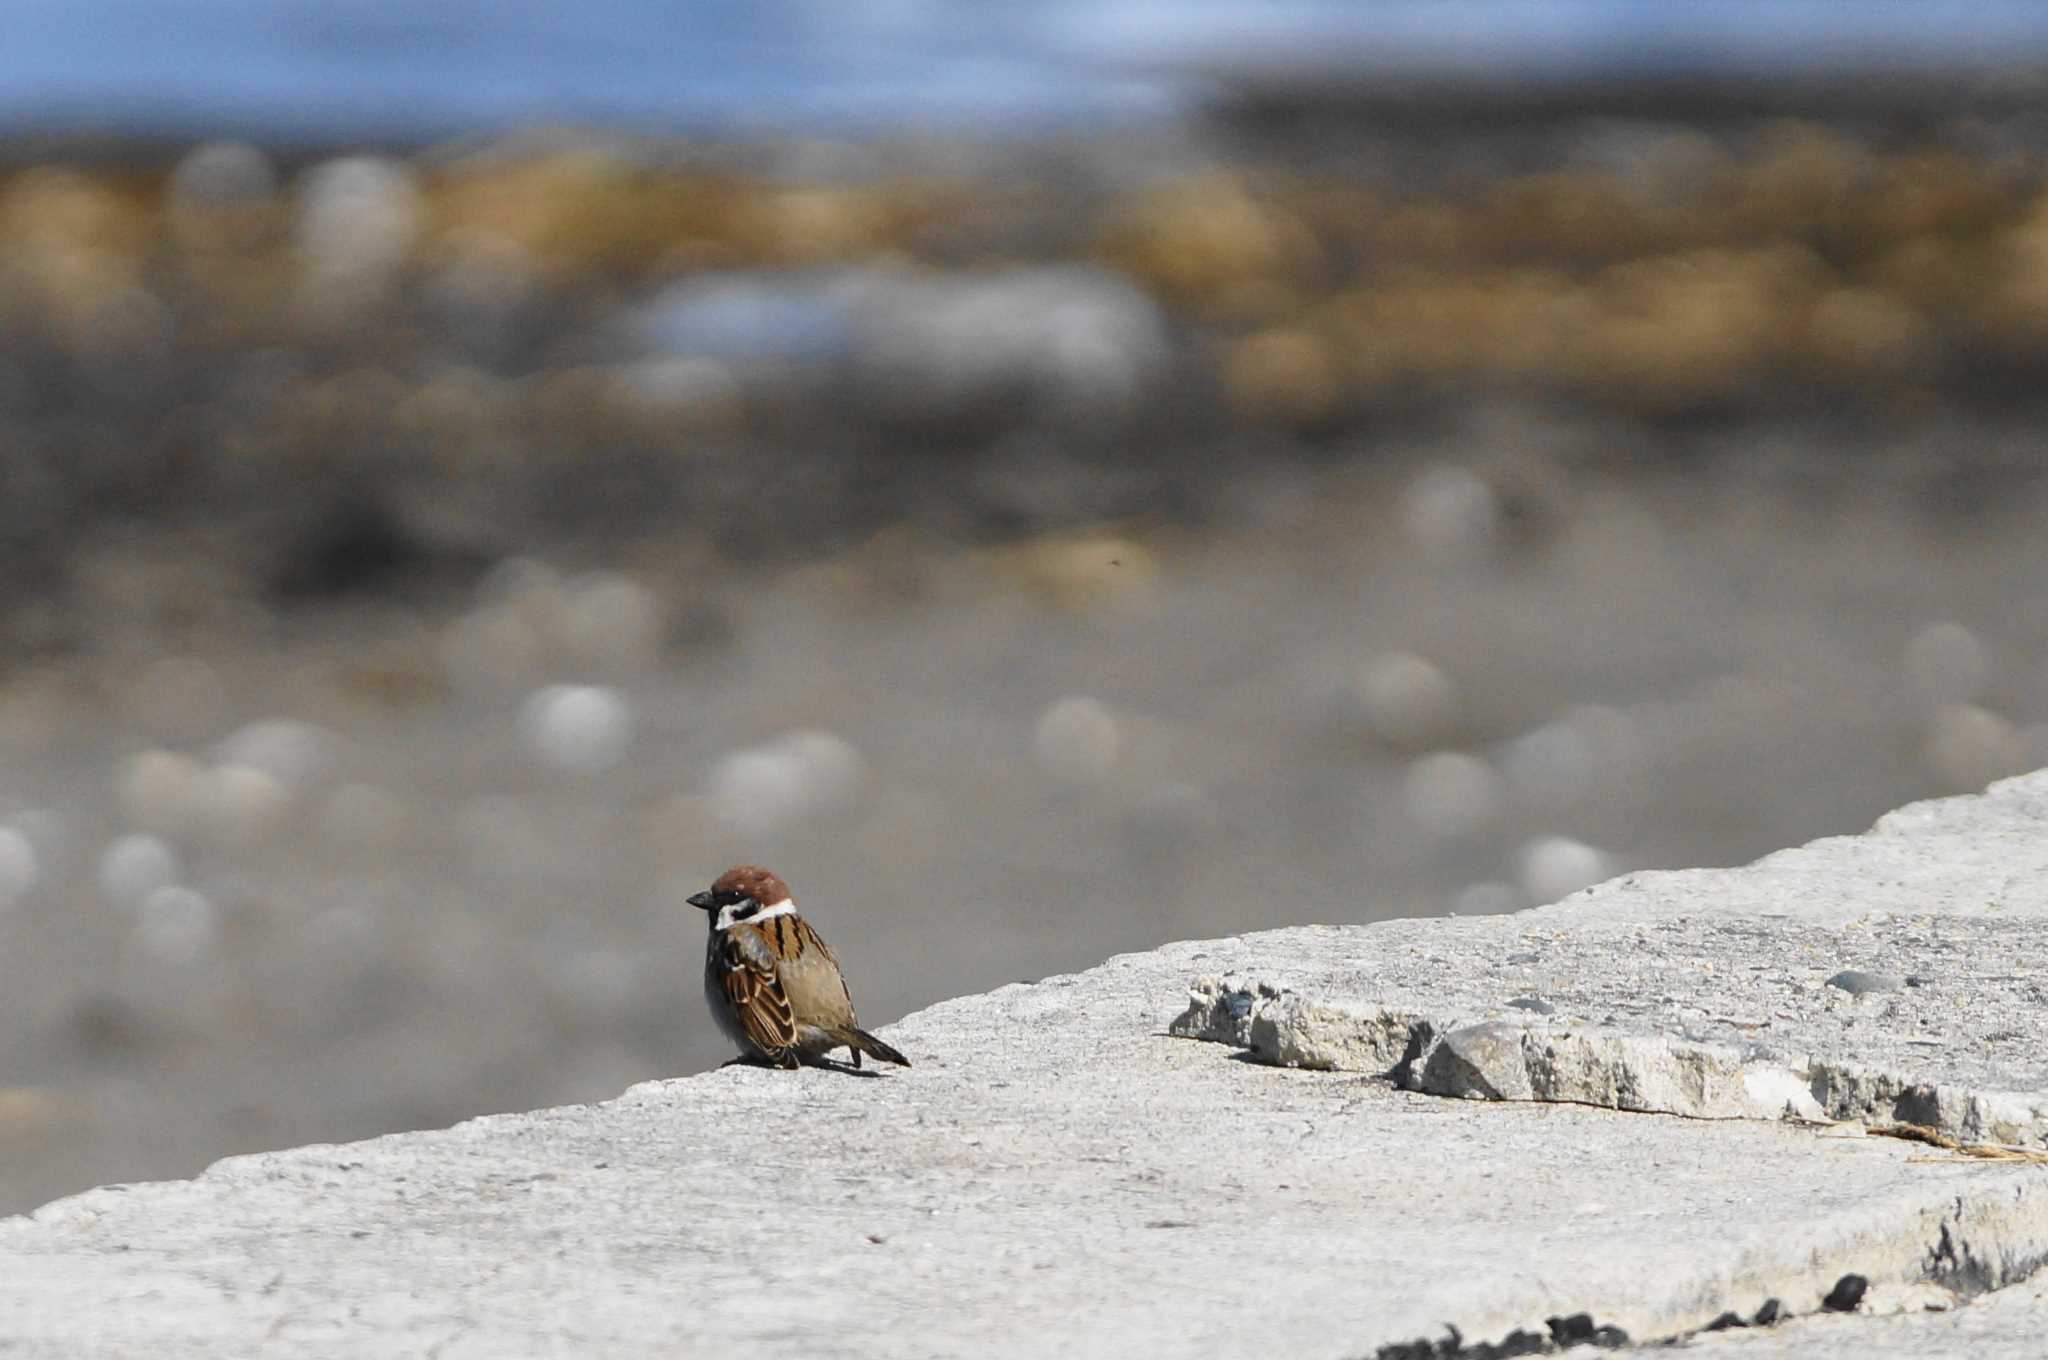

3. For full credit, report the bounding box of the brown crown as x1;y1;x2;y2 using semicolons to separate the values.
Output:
711;864;792;904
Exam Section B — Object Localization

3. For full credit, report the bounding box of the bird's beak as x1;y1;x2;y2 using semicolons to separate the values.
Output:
686;890;716;910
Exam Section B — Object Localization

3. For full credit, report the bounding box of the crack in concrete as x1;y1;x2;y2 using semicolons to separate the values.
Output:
1178;975;2048;1359
1171;976;2048;1145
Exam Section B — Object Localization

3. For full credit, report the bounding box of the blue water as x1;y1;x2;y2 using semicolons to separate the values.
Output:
6;1;2048;144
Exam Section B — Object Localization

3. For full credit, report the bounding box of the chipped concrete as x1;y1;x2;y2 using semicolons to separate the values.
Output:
1650;1273;2048;1357
1172;774;2048;1146
6;774;2048;1356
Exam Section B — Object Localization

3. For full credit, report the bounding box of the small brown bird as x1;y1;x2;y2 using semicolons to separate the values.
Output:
687;865;910;1071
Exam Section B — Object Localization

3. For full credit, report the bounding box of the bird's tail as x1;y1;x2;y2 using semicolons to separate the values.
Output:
825;1026;911;1068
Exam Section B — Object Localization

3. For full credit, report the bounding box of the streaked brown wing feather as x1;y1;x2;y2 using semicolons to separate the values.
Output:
720;927;798;1062
791;915;858;1019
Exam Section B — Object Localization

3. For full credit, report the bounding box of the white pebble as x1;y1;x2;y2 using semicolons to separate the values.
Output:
134;886;217;964
1033;696;1121;784
200;763;291;848
0;826;39;909
1904;621;1988;706
1518;836;1610;905
217;719;330;790
10;808;69;867
296;156;420;279
98;834;181;909
1502;719;1594;805
1401;463;1500;564
169;141;276;210
1402;751;1504;838
520;685;636;776
117;749;206;837
710;749;810;836
1355;653;1461;749
708;730;865;835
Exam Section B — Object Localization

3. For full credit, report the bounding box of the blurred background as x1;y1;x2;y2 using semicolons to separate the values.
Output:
6;2;2048;1213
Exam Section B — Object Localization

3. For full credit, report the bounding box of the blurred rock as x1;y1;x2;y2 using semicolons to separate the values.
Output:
1400;464;1502;565
708;730;865;835
134;885;218;965
1502;719;1595;807
425;229;539;359
295;156;421;282
217;720;331;792
520;685;636;777
1925;704;2025;793
1904;621;1989;707
117;750;207;839
852;267;1169;428
0;826;40;911
1033;697;1121;785
611;356;744;432
167;141;278;252
1352;653;1461;750
630;271;856;365
1452;880;1524;917
1518;836;1610;905
199;764;292;849
97;835;182;910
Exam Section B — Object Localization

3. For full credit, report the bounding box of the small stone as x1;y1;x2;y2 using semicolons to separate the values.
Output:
1033;697;1120;784
1822;1273;1868;1313
1826;969;1902;996
0;826;39;910
134;885;217;964
1353;653;1460;750
1752;1299;1782;1326
1506;951;1541;965
97;835;181;909
520;685;635;776
1904;974;1934;989
1506;997;1555;1015
1517;836;1610;905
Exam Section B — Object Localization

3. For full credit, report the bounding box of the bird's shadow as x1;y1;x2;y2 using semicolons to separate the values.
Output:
720;1054;884;1079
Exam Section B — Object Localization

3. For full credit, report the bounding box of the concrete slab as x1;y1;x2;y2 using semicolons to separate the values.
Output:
5;773;2048;1357
1174;774;2048;1145
1652;1275;2048;1358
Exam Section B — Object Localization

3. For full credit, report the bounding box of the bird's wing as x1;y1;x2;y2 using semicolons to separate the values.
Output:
789;915;858;1020
719;926;799;1063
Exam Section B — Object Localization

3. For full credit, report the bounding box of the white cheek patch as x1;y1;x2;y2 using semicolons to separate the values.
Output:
715;898;796;931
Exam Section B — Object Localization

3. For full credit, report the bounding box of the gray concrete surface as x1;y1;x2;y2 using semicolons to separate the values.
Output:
1655;1275;2048;1357
1174;775;2048;1144
7;774;2048;1356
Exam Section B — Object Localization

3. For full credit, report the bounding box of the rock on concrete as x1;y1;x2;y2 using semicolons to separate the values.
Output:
1173;773;2048;1148
7;774;2048;1357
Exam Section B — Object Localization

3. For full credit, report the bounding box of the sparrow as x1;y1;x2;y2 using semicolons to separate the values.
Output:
688;864;910;1071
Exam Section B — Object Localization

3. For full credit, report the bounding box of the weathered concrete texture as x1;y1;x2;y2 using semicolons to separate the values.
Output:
1174;772;2048;1147
5;775;2048;1356
1654;1274;2048;1357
